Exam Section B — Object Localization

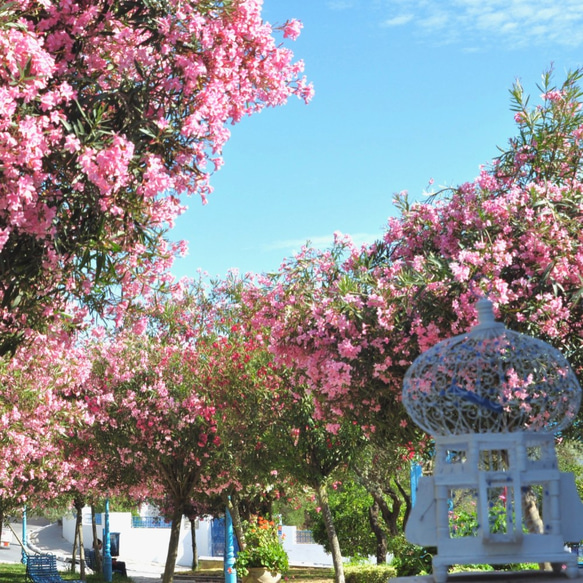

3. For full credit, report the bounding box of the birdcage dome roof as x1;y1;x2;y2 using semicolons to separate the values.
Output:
402;298;581;436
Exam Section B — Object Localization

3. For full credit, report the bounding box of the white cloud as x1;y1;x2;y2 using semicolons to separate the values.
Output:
381;14;414;27
326;0;357;10
377;0;583;48
266;232;380;253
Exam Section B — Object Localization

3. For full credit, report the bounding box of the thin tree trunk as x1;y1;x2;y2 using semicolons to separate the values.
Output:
78;521;86;580
228;495;246;551
162;510;183;583
91;506;102;573
72;508;80;573
74;499;86;580
354;467;404;536
367;483;401;537
394;477;412;530
522;487;552;571
368;501;388;565
0;509;5;555
189;517;198;571
316;482;345;583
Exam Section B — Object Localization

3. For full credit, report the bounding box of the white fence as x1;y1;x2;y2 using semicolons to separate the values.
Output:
62;508;333;568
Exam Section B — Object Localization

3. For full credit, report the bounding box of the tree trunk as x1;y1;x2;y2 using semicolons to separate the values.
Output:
368;501;388;565
0;509;5;555
354;467;406;536
73;499;86;580
189;517;198;571
162;510;183;583
316;482;345;583
367;482;401;537
228;495;246;551
394;478;412;531
91;505;102;573
71;507;80;573
522;486;552;571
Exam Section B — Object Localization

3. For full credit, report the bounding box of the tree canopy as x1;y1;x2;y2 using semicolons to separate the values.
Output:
0;0;312;353
5;58;583;583
247;67;583;446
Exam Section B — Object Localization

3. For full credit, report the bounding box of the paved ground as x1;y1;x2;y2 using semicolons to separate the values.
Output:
2;521;170;582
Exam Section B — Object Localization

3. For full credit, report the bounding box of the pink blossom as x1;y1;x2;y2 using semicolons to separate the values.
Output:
282;19;303;41
64;134;81;153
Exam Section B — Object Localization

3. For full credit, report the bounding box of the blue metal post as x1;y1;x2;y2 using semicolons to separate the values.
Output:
103;500;112;582
411;463;423;507
224;508;236;583
21;505;27;565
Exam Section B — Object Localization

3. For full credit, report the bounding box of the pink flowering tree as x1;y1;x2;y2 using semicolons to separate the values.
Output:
84;282;226;583
0;317;92;527
266;390;366;583
245;246;428;570
0;1;312;353
255;67;583;441
171;276;305;553
246;68;583;555
84;276;296;583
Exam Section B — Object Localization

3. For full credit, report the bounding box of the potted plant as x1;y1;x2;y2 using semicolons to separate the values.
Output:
234;515;289;583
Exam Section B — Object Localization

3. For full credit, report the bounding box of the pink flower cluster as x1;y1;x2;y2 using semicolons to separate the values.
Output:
0;0;313;343
243;70;583;446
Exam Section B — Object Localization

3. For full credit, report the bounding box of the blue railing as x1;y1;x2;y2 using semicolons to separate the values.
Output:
131;516;172;528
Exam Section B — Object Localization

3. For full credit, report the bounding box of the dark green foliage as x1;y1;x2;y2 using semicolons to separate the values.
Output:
387;535;434;577
306;480;377;558
556;439;583;500
449;563;538;573
344;564;397;583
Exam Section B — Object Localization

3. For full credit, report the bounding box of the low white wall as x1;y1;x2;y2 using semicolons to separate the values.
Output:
281;526;332;566
62;509;195;566
63;508;333;568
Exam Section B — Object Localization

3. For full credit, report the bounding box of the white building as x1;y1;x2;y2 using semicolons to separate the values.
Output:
62;507;333;568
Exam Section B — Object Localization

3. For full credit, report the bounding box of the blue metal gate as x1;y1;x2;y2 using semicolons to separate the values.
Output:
211;518;225;557
211;517;239;557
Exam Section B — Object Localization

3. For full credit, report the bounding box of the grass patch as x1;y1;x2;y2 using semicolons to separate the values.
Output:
0;562;334;583
0;563;25;583
0;563;128;583
281;567;335;580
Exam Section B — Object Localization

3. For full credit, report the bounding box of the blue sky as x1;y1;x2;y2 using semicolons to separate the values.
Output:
170;0;583;281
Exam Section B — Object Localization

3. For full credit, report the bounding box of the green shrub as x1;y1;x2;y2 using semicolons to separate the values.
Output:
387;535;434;577
449;564;495;573
450;563;538;573
344;564;397;583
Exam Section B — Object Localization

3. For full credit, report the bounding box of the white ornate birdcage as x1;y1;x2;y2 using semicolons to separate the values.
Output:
403;298;583;583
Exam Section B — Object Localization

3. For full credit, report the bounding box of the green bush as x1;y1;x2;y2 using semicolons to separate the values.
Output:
387;535;434;577
344;564;397;583
450;563;538;573
449;564;494;573
305;481;377;558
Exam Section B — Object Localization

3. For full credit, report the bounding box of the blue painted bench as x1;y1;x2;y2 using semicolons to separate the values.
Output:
25;554;65;583
85;548;97;571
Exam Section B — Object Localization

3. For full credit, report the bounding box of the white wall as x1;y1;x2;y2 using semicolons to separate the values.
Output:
63;508;333;568
62;509;192;566
281;526;332;566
